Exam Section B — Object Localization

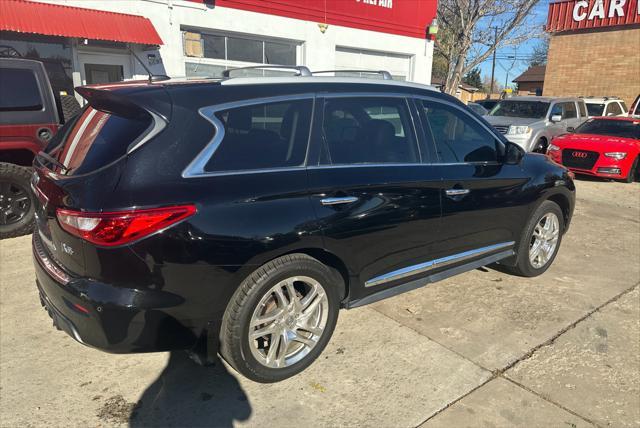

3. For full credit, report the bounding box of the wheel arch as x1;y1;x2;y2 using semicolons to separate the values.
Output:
546;192;572;232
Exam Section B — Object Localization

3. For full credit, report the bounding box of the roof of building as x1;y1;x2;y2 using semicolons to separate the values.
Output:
513;65;546;83
430;77;479;92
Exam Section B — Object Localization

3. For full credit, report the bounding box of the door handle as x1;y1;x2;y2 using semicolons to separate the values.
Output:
445;188;470;197
320;196;359;206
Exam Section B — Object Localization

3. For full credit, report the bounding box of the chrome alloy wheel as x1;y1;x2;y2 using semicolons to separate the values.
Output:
529;212;560;269
248;276;329;369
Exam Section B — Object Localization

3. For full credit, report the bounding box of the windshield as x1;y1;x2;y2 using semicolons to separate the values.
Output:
575;119;640;139
586;103;605;116
488;101;550;119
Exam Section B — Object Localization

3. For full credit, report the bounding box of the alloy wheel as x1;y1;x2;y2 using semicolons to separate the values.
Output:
248;276;329;369
529;212;560;269
0;180;31;226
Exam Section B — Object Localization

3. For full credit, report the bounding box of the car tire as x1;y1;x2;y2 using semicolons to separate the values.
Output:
60;94;81;122
624;156;638;183
506;200;564;277
0;163;35;239
220;254;340;383
533;137;548;154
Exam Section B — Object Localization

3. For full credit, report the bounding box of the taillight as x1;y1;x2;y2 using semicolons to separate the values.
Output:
56;205;197;247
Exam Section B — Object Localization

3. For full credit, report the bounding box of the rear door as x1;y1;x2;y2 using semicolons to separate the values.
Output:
415;97;530;260
306;94;442;303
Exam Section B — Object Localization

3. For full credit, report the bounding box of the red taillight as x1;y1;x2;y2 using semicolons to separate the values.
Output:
56;205;197;247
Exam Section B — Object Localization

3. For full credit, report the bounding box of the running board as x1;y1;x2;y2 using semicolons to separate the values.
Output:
346;249;515;308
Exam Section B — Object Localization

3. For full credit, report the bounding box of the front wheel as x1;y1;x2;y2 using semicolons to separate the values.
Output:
623;156;638;183
220;254;340;383
507;200;564;277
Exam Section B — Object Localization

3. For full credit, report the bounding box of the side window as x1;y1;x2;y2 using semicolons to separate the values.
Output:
578;101;588;118
550;103;562;118
606;102;622;116
0;67;43;111
320;97;419;165
562;102;577;119
205;99;312;172
419;100;500;163
619;102;628;113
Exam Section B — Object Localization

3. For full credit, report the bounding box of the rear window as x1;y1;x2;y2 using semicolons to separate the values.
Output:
586;103;605;116
0;67;43;111
52;107;151;175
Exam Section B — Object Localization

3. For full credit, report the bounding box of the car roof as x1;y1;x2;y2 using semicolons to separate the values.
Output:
581;97;621;103
588;116;640;122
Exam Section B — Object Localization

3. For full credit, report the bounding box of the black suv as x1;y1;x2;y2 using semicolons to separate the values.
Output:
32;67;575;382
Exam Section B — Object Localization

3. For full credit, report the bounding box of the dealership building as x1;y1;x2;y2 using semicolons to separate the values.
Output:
544;0;640;105
0;0;437;102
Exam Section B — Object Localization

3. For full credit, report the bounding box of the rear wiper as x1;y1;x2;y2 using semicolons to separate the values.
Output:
36;151;69;173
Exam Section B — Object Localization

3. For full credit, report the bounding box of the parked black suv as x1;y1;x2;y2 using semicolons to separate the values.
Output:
32;67;575;382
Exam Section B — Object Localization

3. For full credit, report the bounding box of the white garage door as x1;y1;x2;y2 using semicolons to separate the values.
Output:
335;47;412;81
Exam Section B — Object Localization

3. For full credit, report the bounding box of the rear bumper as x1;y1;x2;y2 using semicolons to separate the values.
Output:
33;235;202;353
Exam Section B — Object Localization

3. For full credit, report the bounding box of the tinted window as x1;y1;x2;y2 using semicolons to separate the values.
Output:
620;102;628;112
562;102;577;119
0;68;43;111
575;119;640;139
320;97;419;165
550;103;562;117
53;107;151;175
605;102;622;116
489;101;550;119
421;100;500;163
586;103;605;116
205;99;312;172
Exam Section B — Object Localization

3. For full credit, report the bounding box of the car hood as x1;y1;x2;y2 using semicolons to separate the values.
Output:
553;133;639;151
485;116;542;127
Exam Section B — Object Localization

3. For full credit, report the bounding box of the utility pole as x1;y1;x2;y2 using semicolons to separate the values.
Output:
489;26;498;98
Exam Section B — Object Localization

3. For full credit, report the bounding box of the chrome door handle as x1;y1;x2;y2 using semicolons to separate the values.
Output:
445;188;470;196
320;196;359;206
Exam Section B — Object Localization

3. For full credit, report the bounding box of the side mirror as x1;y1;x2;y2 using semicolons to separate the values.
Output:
505;142;525;165
567;126;575;133
551;114;562;123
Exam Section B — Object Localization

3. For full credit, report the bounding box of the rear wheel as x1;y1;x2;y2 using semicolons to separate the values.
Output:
506;200;564;277
220;254;340;383
0;163;35;239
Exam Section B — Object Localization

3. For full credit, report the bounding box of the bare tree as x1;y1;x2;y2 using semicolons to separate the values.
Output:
436;0;542;95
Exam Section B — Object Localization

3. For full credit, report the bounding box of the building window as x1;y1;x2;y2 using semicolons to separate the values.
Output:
183;30;298;78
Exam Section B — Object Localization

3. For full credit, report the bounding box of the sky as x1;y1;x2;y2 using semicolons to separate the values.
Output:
476;0;551;89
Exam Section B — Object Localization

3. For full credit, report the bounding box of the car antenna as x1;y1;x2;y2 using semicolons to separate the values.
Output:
129;48;170;83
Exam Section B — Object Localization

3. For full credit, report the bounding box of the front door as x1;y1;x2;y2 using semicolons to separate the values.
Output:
78;52;132;86
416;97;531;260
306;95;442;304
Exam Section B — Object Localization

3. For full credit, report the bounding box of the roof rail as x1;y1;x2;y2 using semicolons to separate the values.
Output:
222;65;312;78
312;69;393;80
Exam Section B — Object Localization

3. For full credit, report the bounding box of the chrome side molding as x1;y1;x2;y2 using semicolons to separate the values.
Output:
364;241;515;287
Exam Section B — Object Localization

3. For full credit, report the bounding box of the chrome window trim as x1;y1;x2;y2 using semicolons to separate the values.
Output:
413;94;507;164
127;110;167;154
365;241;515;288
182;93;316;178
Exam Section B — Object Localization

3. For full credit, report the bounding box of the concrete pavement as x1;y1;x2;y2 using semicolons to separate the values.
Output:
1;179;638;427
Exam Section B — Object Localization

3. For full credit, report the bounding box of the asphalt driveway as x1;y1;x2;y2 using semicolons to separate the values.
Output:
1;178;638;427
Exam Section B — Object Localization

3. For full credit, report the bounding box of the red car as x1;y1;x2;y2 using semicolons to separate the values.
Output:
547;117;640;183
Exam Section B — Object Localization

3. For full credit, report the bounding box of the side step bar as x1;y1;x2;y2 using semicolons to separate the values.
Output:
346;249;515;308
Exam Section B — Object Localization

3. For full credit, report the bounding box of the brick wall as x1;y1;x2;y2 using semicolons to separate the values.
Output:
544;26;640;106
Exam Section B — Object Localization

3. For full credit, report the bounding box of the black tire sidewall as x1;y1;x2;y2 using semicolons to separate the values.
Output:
625;156;638;183
515;200;564;277
0;163;35;239
223;256;340;383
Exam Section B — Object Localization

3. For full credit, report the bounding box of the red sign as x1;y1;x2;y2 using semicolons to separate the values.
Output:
547;0;640;32
188;0;437;39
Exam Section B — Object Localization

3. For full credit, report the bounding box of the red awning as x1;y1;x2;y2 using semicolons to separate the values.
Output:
0;0;163;45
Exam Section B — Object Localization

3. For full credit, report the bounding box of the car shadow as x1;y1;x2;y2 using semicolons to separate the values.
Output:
130;351;252;427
